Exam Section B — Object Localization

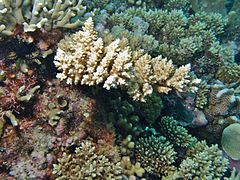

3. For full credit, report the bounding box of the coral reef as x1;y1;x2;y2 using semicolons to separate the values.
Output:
0;61;39;114
36;80;96;134
54;17;133;88
101;24;159;53
0;0;239;179
195;80;210;110
0;0;87;56
216;63;240;84
108;5;235;81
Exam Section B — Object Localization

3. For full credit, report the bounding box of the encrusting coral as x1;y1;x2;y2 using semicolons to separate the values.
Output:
54;17;200;101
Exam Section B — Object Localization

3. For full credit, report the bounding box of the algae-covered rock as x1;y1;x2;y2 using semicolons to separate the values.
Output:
221;123;240;160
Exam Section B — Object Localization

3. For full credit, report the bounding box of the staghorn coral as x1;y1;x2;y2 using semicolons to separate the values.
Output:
135;135;176;177
158;116;197;148
53;140;123;180
128;50;200;101
55;17;198;101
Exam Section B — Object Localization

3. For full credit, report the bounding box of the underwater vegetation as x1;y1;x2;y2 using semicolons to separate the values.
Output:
0;0;239;179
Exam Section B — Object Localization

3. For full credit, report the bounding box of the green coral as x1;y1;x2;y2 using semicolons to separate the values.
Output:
175;141;229;179
195;80;210;110
159;116;197;148
135;135;176;177
221;123;240;160
132;92;163;125
108;6;232;79
216;63;240;84
53;140;123;180
101;24;159;53
164;0;190;11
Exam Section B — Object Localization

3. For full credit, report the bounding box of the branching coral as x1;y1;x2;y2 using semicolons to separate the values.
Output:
128;50;200;101
101;24;159;53
109;6;232;80
174;141;229;179
54;17;199;101
54;17;133;89
216;63;240;84
135;135;176;177
0;0;86;36
195;80;210;110
53;140;123;179
159;116;197;148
